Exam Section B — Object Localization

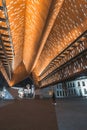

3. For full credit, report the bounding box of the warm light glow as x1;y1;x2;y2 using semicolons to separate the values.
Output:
6;0;26;70
23;0;52;72
33;0;87;79
0;0;86;87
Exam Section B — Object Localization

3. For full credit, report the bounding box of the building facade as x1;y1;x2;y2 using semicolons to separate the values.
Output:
39;76;87;99
55;76;87;98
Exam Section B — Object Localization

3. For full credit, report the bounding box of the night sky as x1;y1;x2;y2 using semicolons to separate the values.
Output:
15;77;33;88
0;72;33;88
0;72;8;89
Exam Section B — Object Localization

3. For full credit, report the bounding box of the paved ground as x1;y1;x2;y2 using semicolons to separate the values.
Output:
0;99;58;130
55;97;87;130
0;97;87;130
0;100;13;107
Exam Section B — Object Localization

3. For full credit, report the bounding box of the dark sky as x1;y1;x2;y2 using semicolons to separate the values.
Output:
15;77;33;88
0;72;33;88
0;72;8;88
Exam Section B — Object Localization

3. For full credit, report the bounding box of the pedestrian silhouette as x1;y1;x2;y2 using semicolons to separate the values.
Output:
52;92;56;105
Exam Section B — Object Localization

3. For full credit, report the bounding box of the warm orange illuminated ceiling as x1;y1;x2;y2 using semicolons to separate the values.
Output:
0;0;87;87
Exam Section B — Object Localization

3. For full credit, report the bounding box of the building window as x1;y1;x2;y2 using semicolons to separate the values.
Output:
78;82;80;86
84;89;87;94
60;91;62;96
70;83;72;87
74;89;76;95
73;83;75;87
57;91;59;96
82;81;85;86
59;85;61;89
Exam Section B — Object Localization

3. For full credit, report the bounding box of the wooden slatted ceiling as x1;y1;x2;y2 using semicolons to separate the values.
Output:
0;0;87;87
33;0;87;77
6;0;25;71
23;0;52;72
0;0;52;86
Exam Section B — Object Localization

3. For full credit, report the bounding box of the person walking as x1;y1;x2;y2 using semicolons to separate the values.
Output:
52;92;56;105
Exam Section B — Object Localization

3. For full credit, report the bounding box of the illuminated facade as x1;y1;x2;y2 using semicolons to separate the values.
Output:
55;76;87;98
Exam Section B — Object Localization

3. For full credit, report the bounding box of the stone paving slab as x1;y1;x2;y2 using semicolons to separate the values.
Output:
55;98;87;130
